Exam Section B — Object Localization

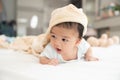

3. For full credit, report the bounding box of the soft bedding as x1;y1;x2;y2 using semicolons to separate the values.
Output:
0;45;120;80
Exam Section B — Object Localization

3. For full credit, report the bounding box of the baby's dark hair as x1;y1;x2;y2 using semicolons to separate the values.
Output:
53;22;84;39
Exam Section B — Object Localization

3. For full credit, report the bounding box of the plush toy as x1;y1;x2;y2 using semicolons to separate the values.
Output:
0;35;9;48
98;33;108;47
10;36;36;53
100;33;108;39
31;34;45;53
31;34;47;54
112;36;120;44
87;33;120;47
107;38;114;46
9;33;49;57
87;36;99;47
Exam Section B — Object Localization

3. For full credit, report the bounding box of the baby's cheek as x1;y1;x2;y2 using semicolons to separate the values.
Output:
49;41;52;45
63;45;71;50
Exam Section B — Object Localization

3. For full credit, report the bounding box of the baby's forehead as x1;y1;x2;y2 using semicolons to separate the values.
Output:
51;27;79;38
52;25;78;32
52;24;79;33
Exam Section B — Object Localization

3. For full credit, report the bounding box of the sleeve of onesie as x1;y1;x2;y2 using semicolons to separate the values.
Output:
78;38;90;55
40;43;56;59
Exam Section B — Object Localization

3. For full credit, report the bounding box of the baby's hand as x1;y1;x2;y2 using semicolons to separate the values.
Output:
48;59;59;66
85;56;99;61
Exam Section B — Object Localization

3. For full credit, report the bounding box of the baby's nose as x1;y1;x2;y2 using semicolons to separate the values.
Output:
54;40;61;47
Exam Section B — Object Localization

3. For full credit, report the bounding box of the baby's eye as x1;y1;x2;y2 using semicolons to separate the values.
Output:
51;34;56;38
62;38;68;42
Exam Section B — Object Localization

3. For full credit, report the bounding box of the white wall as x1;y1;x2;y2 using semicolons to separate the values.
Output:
17;0;70;36
2;0;16;21
110;26;120;40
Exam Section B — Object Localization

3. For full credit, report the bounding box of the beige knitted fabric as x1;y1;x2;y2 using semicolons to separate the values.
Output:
47;4;88;37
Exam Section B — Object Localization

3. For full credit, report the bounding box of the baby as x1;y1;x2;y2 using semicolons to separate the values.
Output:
39;4;98;65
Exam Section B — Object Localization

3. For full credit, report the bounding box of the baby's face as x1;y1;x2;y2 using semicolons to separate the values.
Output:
50;26;80;56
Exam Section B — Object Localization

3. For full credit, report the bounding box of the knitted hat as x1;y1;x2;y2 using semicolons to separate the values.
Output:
49;4;88;36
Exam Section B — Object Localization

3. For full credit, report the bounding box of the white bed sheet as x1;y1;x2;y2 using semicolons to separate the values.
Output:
0;45;120;80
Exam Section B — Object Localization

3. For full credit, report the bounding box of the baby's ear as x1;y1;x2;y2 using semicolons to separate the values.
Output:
76;38;81;46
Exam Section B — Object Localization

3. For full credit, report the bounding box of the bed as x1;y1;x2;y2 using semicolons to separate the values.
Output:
0;45;120;80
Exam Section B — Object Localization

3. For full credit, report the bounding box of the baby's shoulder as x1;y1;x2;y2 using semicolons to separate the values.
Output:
78;38;90;48
44;43;54;51
79;38;88;45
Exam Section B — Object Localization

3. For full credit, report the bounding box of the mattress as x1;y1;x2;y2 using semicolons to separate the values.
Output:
0;45;120;80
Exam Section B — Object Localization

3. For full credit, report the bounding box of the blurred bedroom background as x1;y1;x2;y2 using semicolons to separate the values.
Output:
0;0;120;40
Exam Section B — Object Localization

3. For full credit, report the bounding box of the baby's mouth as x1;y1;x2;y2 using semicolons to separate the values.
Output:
56;48;62;53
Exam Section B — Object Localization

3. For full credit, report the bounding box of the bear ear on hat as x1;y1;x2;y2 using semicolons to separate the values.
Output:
78;8;88;36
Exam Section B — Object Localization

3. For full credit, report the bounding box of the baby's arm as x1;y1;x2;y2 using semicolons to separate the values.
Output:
40;57;59;65
84;47;99;61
